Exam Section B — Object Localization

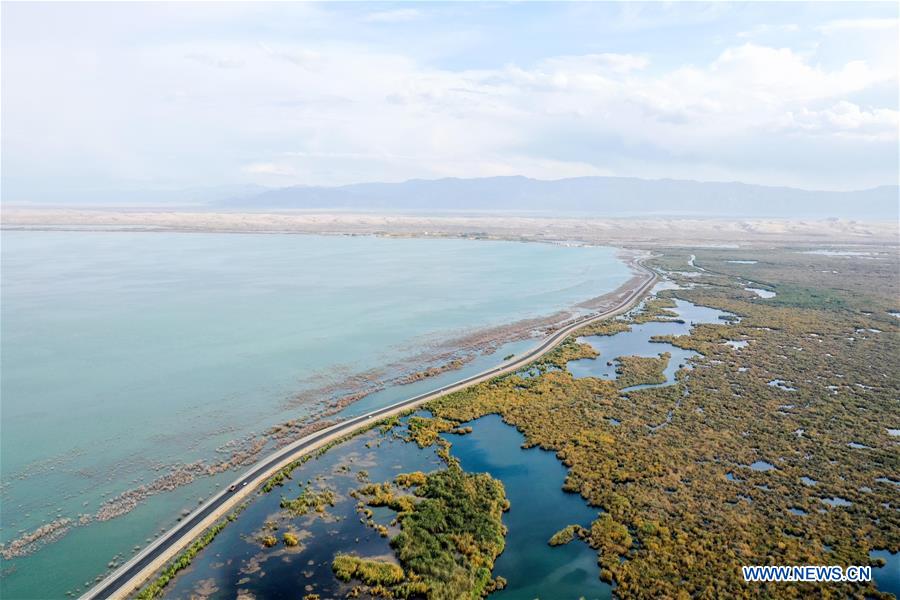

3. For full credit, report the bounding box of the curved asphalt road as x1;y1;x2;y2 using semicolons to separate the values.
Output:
83;260;657;600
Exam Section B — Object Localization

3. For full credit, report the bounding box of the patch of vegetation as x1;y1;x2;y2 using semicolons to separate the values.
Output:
766;283;848;310
395;471;427;488
379;415;401;433
614;352;671;389
632;298;680;323
391;468;508;597
333;554;405;586
355;481;416;514
279;486;336;516
577;319;632;337
404;415;458;448
282;532;300;546
530;336;598;372
347;467;509;599
547;524;586;546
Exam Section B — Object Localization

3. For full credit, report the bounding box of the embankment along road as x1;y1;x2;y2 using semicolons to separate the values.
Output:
83;259;658;600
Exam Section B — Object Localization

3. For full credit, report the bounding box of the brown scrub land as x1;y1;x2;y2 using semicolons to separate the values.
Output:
401;246;900;599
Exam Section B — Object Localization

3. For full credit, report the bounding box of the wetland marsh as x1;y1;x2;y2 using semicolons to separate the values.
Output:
141;247;900;599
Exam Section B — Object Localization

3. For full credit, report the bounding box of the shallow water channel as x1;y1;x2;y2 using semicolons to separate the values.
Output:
568;298;732;390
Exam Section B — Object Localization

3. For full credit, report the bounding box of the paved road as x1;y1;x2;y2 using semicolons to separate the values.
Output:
83;261;656;600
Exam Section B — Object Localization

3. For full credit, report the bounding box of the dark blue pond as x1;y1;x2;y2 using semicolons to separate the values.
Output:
444;414;610;600
871;549;900;596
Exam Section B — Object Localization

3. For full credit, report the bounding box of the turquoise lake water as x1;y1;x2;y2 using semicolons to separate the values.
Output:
0;231;631;598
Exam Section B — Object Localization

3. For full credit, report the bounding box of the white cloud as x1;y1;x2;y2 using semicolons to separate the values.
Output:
707;44;887;101
2;3;897;194
538;53;650;75
818;18;899;34
241;163;297;177
737;23;800;39
364;9;422;23
258;43;321;67
786;101;899;140
184;52;243;69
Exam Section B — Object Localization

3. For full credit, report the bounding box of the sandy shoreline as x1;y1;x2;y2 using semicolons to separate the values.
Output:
3;208;898;245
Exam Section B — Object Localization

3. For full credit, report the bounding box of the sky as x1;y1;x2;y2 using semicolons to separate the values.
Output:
2;1;898;203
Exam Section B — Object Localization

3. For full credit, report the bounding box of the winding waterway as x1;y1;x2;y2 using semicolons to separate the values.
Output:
569;298;732;389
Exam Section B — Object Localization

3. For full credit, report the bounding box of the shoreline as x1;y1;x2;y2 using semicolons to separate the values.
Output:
80;257;658;600
3;209;898;245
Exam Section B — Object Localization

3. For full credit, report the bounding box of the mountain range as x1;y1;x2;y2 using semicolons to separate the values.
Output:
219;176;898;219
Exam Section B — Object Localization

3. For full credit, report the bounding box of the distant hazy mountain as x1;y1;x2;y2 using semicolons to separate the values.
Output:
218;176;898;219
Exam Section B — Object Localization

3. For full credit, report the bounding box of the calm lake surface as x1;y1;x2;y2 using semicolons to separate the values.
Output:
1;231;631;598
